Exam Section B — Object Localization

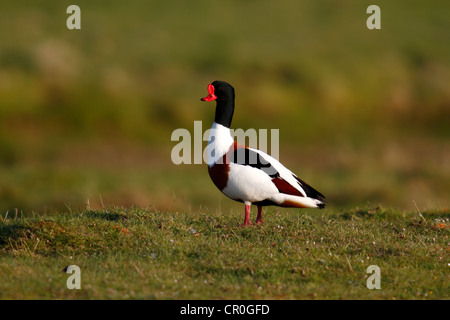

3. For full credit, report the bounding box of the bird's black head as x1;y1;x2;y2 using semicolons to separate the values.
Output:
201;80;235;128
201;80;235;102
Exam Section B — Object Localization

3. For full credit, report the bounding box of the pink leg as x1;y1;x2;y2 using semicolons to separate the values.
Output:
243;204;252;226
256;205;264;224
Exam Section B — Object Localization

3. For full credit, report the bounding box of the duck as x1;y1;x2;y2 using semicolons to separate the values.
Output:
201;80;326;226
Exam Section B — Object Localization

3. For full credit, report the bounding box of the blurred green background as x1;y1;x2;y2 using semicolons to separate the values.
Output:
0;0;449;215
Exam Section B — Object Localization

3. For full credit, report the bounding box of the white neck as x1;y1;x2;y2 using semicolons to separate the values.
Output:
206;122;234;166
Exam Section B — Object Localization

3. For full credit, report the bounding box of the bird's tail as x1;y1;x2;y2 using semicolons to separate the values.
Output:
293;175;326;207
277;194;326;209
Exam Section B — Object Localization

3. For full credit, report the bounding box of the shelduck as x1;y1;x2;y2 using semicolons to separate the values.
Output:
201;81;326;226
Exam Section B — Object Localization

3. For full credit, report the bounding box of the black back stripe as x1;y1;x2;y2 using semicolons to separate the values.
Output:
229;148;280;178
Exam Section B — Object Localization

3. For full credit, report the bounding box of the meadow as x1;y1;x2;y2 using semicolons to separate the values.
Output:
0;1;449;299
0;206;448;299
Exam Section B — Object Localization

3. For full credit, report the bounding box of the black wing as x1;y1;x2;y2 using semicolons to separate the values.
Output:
293;175;326;203
229;147;280;178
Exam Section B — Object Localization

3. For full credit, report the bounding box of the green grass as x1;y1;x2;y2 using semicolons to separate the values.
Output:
0;206;448;299
0;0;449;300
